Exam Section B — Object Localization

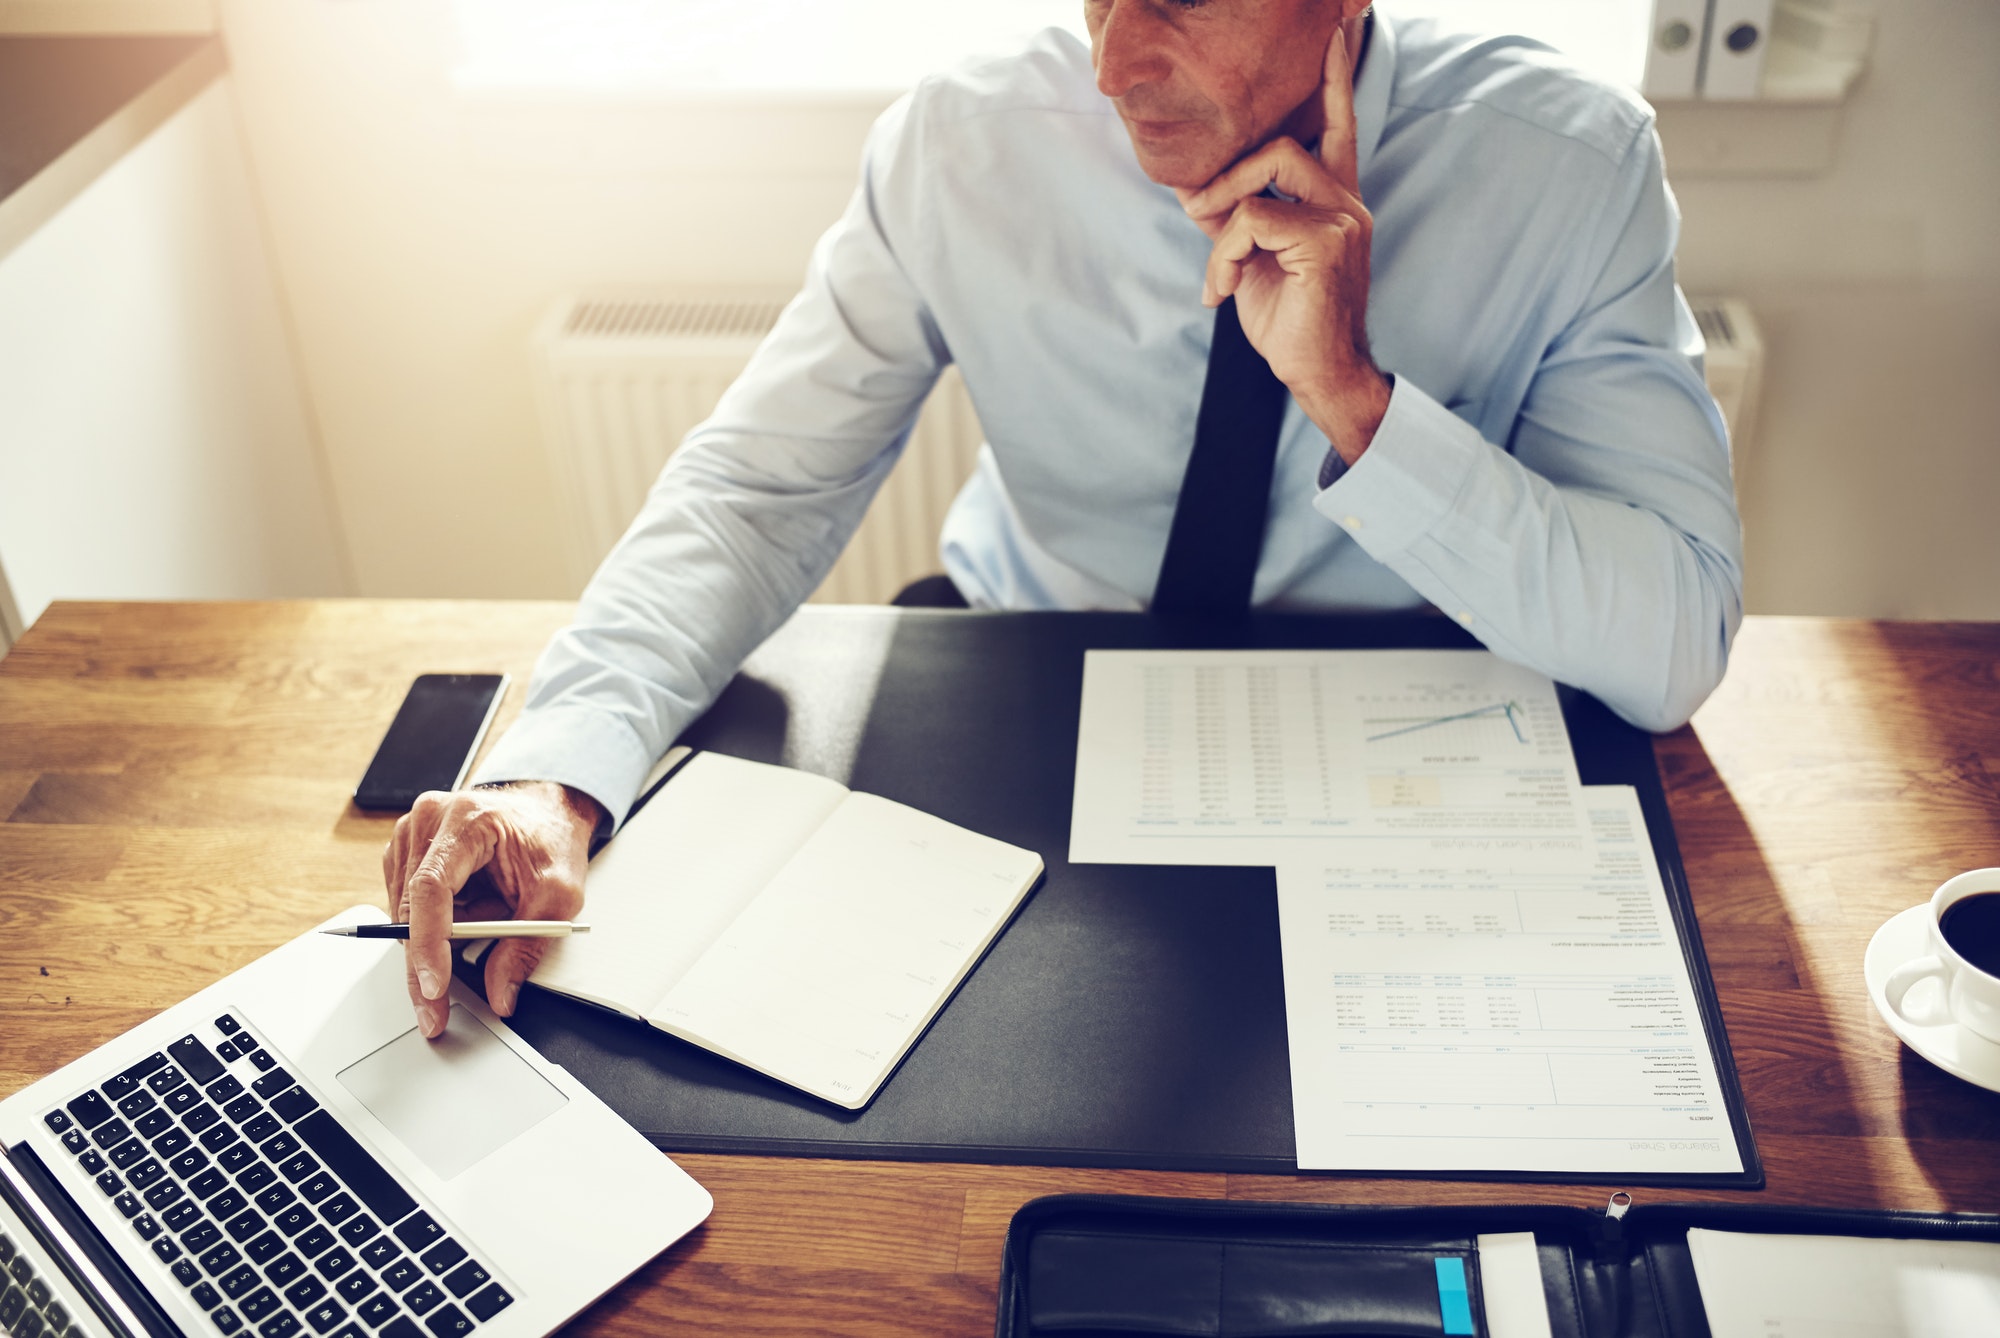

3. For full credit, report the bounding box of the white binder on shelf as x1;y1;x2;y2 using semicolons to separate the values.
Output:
1705;0;1777;99
1642;0;1710;101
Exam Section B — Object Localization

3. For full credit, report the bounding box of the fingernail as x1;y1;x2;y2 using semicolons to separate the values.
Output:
418;967;443;1000
494;984;515;1017
418;1009;441;1039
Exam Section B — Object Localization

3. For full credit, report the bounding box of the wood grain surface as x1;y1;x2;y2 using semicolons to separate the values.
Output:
3;603;1997;1335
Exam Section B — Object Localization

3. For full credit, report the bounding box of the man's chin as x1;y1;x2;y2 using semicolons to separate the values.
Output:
1121;120;1225;190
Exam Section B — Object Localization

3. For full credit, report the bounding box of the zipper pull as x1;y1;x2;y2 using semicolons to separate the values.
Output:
1593;1191;1633;1263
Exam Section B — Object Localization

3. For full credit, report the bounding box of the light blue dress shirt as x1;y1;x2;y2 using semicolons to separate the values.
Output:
475;14;1744;825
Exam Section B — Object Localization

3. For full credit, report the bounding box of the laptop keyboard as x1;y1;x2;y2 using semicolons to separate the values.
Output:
40;1015;516;1338
0;1227;82;1338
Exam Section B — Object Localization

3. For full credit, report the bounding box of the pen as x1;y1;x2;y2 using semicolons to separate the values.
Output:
319;922;592;940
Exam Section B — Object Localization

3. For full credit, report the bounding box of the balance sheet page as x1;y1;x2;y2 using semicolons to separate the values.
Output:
1276;785;1743;1176
1070;649;1584;865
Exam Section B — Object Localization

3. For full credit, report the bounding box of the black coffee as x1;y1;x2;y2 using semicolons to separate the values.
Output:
1940;891;2000;978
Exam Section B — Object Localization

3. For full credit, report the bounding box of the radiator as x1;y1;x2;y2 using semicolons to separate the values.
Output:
1687;294;1765;475
530;290;984;603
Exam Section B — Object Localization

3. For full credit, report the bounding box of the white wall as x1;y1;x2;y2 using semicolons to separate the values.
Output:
221;0;1999;616
0;74;349;630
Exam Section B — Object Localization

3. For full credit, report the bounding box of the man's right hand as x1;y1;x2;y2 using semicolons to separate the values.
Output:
381;781;604;1038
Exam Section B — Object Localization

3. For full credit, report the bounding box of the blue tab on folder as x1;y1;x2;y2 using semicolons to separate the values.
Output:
1435;1256;1474;1335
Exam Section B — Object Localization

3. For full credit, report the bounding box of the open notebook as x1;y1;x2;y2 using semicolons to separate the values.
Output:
523;750;1045;1109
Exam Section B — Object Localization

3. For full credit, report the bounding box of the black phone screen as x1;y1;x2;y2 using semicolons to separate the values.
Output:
353;673;508;811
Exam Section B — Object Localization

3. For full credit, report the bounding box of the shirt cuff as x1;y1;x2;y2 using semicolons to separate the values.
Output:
469;702;657;833
1311;375;1486;560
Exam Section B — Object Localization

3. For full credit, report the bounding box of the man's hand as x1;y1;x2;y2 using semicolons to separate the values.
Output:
1176;24;1391;466
381;781;603;1037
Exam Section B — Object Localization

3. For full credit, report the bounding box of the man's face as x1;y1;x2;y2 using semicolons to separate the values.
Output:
1085;0;1348;189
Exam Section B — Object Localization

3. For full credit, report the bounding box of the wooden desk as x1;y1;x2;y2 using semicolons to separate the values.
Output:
4;602;1997;1336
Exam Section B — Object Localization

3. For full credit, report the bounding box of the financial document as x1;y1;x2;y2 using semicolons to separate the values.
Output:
1276;786;1743;1175
1070;649;1584;865
1686;1229;2000;1338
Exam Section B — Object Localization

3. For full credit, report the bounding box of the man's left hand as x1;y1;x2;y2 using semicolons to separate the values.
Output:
1177;24;1391;467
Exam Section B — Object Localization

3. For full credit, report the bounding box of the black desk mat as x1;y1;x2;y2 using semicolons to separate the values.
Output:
497;610;1762;1185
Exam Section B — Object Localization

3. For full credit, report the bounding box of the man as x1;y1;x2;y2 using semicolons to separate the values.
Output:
385;0;1742;1038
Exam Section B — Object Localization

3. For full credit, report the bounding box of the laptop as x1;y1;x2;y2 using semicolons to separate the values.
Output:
0;908;712;1338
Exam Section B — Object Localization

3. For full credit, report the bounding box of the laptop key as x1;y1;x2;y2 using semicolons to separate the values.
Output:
128;1158;165;1191
314;1249;354;1282
335;1217;376;1248
191;1283;221;1311
417;1242;463;1277
239;1288;280;1323
299;1174;337;1206
388;1215;440;1255
210;1189;247;1219
420;1306;470;1338
296;1227;335;1261
43;1111;72;1135
266;1254;307;1288
171;1036;227;1086
284;1278;327;1310
279;1155;320;1185
256;1313;300;1338
226;1211;268;1244
94;1171;123;1196
270;1090;318;1124
109;1138;147;1170
167;1149;209;1179
166;1087;203;1116
153;1129;191;1159
401;1284;442;1318
172;1260;201;1287
25;1281;48;1309
1;1288;24;1326
245;1232;285;1265
66;1093;114;1130
59;1131;86;1156
212;1306;243;1334
333;1275;375;1306
77;1151;105;1176
137;1110;175;1140
133;1213;161;1241
438;1263;485;1302
191;1169;229;1200
273;1208;313;1239
220;1265;260;1300
216;1040;241;1064
251;1071;295;1101
144;1180;185;1212
208;1076;245;1105
225;1096;263;1125
113;1192;142;1219
202;1125;243;1156
218;1145;256;1177
181;1222;222;1255
354;1295;399;1330
216;1016;242;1036
238;1164;277;1195
148;1066;189;1097
17;1309;45;1338
163;1201;201;1232
378;1261;420;1294
319;1197;358;1229
356;1240;397;1271
152;1238;183;1265
294;1117;414;1228
185;1105;221;1136
304;1301;346;1336
256;1186;296;1216
43;1302;68;1333
258;1131;297;1161
378;1318;422;1338
91;1119;132;1151
249;1051;276;1073
202;1243;244;1277
117;1090;158;1120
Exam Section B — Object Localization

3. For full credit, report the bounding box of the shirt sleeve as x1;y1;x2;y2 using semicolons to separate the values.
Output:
1313;121;1743;733
471;92;948;824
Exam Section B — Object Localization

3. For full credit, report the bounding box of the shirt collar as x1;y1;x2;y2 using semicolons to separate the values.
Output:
1353;7;1394;185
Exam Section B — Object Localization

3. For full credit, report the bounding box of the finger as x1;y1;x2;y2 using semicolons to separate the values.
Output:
1181;138;1355;231
403;795;497;1013
1204;198;1349;304
1319;23;1361;194
482;877;584;1017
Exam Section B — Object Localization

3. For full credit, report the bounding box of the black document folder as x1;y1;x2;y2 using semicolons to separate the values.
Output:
496;610;1762;1186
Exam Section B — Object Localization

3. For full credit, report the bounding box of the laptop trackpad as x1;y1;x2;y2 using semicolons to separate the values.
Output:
338;1006;567;1180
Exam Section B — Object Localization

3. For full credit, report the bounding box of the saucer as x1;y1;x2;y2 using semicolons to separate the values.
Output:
1865;904;2000;1093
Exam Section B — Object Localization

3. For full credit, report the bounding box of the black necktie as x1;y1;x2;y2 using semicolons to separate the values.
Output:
1151;297;1290;616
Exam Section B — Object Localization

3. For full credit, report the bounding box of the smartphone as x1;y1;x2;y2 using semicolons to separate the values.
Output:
352;673;509;811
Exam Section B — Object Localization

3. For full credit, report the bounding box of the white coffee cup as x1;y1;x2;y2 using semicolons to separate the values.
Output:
1884;867;2000;1043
